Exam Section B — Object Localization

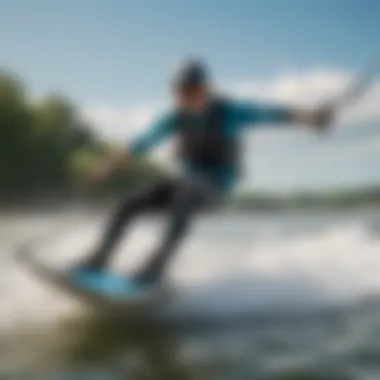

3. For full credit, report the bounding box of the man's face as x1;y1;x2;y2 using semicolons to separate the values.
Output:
174;84;209;113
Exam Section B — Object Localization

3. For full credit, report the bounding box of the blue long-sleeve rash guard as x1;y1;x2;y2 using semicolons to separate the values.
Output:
129;99;292;192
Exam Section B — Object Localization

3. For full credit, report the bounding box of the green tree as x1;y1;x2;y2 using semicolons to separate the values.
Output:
0;70;165;204
0;71;35;198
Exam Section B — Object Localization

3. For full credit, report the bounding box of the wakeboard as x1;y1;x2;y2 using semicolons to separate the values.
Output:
15;247;174;315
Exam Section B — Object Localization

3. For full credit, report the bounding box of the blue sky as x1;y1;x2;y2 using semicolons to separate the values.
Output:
1;0;380;192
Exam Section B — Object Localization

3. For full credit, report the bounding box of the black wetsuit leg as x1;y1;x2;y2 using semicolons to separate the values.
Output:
81;178;177;270
134;176;221;284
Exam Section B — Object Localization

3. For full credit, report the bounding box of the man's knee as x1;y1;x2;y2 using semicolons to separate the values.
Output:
118;178;176;216
174;181;219;217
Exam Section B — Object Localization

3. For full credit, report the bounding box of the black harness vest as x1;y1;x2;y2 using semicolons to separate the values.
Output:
174;98;238;169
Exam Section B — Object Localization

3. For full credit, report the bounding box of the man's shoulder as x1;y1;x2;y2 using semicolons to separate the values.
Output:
211;93;232;106
213;94;259;113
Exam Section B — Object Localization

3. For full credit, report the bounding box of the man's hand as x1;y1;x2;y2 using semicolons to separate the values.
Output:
293;106;335;132
310;106;335;131
85;151;131;188
85;162;114;187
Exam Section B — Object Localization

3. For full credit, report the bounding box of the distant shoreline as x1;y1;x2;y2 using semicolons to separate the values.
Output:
1;188;379;213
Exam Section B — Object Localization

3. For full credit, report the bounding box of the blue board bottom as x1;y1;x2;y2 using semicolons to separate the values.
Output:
70;269;143;297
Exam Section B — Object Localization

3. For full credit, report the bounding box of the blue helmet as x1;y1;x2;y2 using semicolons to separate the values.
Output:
172;58;210;89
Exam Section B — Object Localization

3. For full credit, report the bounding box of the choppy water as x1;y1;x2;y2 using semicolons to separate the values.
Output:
1;206;380;379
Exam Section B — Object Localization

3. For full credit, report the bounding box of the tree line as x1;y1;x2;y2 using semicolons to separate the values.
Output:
231;186;380;211
0;70;165;204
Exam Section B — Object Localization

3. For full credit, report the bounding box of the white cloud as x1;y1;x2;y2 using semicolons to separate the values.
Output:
81;103;160;141
232;68;380;124
233;68;351;106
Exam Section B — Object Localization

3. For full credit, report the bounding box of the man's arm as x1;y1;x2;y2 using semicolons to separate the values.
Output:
229;101;333;132
129;112;175;156
87;113;175;185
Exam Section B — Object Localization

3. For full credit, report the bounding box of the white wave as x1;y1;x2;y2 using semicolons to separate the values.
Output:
0;212;380;330
166;223;380;319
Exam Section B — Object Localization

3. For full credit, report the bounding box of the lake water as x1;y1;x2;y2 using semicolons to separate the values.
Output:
1;206;380;379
